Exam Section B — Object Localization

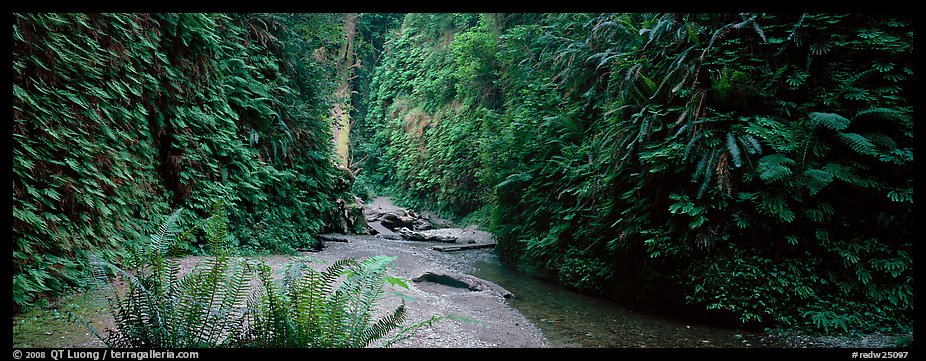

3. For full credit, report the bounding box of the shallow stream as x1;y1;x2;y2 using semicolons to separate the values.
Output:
470;254;784;348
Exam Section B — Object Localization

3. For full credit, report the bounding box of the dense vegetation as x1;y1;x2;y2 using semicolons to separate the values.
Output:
12;12;913;338
353;13;913;334
13;13;364;311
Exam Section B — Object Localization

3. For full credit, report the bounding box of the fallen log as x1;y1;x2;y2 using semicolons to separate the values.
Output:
398;227;457;243
368;221;397;237
413;271;513;299
431;242;496;252
317;234;350;243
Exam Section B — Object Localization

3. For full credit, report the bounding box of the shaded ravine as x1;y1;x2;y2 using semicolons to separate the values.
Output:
469;255;784;348
360;196;786;348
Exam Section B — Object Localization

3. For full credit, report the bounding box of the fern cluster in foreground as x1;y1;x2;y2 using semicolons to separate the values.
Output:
82;206;425;348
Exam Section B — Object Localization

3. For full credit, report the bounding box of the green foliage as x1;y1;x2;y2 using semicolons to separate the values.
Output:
13;13;359;310
352;13;494;219
81;207;421;348
83;204;250;347
240;256;421;348
356;13;913;334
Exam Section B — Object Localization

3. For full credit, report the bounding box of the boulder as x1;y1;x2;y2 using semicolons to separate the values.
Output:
419;211;454;229
380;212;417;231
413;218;433;231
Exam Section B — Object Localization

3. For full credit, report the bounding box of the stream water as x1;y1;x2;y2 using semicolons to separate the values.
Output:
365;197;792;348
470;254;785;348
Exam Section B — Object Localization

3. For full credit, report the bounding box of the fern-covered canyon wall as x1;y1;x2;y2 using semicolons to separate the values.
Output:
12;13;364;310
352;13;913;333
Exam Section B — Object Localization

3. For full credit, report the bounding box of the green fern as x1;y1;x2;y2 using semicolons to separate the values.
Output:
739;134;762;155
803;168;834;195
886;188;912;203
353;12;914;336
240;255;418;348
726;132;742;168
81;205;252;347
839;132;878;156
80;207;426;348
13;13;365;310
860;132;896;149
756;154;795;182
852;107;906;123
808;112;850;131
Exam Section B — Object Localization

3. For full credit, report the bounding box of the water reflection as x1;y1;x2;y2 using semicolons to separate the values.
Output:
471;256;782;348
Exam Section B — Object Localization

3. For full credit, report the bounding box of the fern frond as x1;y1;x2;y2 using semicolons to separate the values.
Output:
739;134;762;155
319;258;357;300
86;206;419;348
823;163;856;183
205;260;251;346
697;150;719;198
851;107;906;123
824;163;883;190
151;209;183;260
803;168;834;195
756;154;794;182
84;206;257;348
380;314;444;348
341;256;393;346
804;169;834;183
839;132;877;155
692;151;709;183
808;112;850;131
886;188;913;203
362;302;406;346
860;132;897;149
757;194;795;222
682;131;703;162
726;132;742;167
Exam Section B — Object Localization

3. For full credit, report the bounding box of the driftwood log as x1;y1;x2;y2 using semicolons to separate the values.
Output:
413;271;514;299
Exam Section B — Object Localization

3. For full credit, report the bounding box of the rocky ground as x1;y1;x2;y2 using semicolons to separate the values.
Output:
767;331;911;348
